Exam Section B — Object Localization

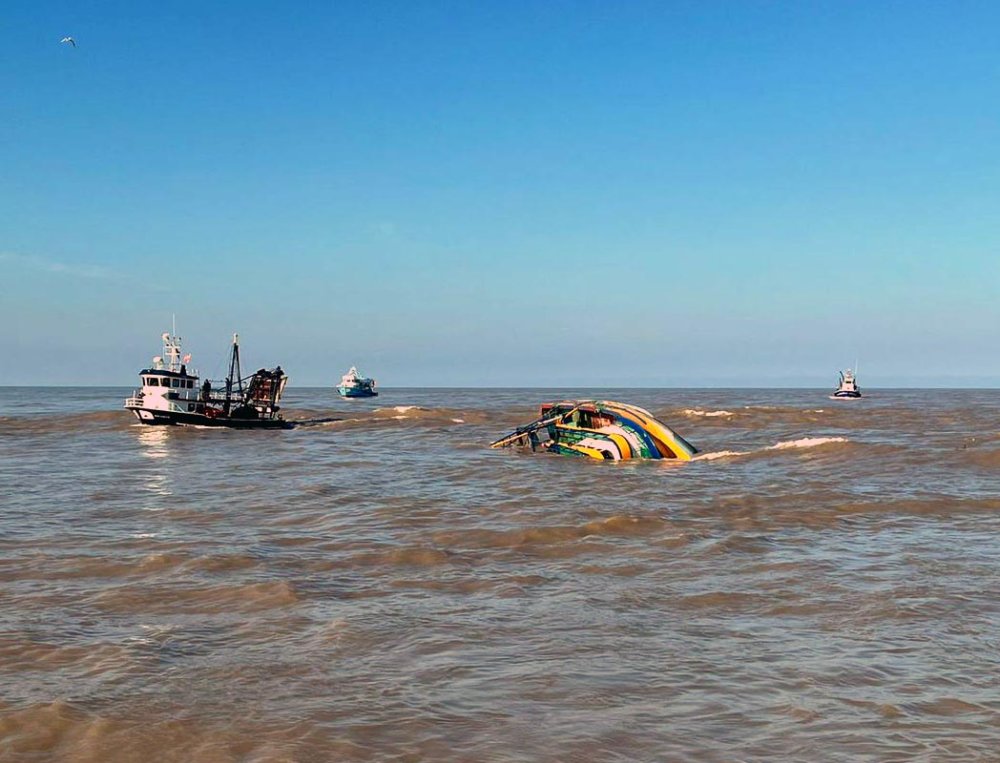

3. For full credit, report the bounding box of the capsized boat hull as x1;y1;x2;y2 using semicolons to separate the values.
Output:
491;400;697;461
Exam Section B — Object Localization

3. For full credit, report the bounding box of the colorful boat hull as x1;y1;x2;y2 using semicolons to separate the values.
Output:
491;400;697;461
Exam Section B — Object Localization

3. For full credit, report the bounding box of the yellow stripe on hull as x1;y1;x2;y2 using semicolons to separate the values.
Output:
492;399;698;462
601;402;696;461
562;443;608;460
554;424;632;460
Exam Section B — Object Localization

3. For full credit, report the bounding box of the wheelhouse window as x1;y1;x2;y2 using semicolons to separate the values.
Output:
172;379;180;388
147;377;159;386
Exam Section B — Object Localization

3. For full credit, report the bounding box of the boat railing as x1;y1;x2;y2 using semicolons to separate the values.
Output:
124;393;143;408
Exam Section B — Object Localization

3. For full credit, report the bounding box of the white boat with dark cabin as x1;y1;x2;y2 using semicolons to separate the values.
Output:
831;368;862;399
124;330;290;428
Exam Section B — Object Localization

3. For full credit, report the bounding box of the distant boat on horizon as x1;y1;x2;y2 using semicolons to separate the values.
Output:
831;368;861;399
337;366;378;398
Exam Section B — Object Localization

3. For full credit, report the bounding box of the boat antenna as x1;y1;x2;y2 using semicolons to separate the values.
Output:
172;313;176;339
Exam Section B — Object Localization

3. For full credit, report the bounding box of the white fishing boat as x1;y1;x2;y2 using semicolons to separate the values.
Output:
831;368;861;399
124;328;290;428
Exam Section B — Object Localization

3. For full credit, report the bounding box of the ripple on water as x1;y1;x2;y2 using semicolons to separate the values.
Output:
5;388;1000;760
91;580;300;615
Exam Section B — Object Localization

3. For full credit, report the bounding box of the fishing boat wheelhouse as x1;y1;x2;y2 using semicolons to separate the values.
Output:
124;331;290;428
491;400;698;461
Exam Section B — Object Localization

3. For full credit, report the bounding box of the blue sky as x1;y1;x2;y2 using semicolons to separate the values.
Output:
2;1;998;386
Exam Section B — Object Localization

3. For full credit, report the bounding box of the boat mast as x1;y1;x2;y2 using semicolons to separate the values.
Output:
224;332;242;414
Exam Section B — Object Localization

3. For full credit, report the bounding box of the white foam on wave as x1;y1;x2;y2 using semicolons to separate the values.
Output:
683;409;734;418
694;449;747;461
766;436;848;450
375;405;424;420
694;436;848;461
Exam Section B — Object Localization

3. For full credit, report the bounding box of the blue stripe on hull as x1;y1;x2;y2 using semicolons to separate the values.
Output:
337;387;378;397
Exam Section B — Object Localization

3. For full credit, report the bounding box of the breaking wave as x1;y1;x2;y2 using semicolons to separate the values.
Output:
695;436;849;461
373;405;433;420
768;436;849;450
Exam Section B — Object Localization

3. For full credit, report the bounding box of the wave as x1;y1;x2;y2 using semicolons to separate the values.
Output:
695;436;849;461
373;405;434;420
0;701;306;763
429;514;674;554
91;580;299;614
0;410;132;436
1;403;485;437
768;436;849;450
376;405;422;416
832;495;1000;518
694;449;749;461
663;405;841;431
291;405;487;431
0;639;132;673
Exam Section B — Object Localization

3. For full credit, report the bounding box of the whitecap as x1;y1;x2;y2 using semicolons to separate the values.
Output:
767;436;848;450
694;450;748;461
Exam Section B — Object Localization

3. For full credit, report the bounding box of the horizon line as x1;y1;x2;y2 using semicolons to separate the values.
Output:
3;384;1000;391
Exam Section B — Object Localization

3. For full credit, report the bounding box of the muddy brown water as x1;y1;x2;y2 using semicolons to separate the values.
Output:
3;387;1000;761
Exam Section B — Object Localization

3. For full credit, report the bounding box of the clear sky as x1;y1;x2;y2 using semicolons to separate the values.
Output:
2;1;998;386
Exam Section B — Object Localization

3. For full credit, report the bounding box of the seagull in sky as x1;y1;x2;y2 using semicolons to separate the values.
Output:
60;36;76;47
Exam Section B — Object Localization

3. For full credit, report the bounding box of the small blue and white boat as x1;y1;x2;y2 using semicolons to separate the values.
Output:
337;366;378;398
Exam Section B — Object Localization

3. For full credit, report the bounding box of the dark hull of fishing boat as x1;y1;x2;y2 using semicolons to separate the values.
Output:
127;407;292;429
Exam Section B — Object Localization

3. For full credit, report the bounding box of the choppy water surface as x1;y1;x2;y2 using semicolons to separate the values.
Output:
3;387;1000;761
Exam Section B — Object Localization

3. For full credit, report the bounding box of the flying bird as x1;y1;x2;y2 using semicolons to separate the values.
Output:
60;36;76;47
